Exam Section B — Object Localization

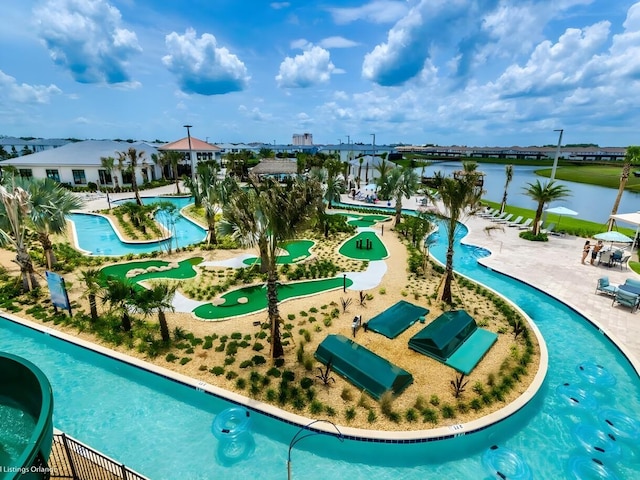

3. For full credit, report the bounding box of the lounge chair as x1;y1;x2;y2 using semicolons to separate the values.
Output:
490;212;509;222
595;277;618;297
478;208;497;218
516;218;533;230
507;215;523;227
541;223;556;235
612;289;640;312
496;213;514;224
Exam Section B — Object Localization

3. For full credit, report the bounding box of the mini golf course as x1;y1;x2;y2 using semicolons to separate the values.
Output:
193;277;354;320
100;257;202;285
338;231;388;261
344;214;391;228
241;240;315;266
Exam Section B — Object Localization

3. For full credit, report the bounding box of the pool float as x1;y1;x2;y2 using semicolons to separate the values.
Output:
572;423;621;460
212;407;252;439
567;455;620;480
481;445;532;480
598;408;640;442
216;431;255;467
576;362;617;388
555;383;598;411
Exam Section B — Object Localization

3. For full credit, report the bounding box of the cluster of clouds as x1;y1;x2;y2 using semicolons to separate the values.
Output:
12;0;640;142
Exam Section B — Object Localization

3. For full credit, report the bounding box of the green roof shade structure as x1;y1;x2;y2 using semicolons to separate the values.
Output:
366;300;429;339
314;334;413;400
408;310;497;375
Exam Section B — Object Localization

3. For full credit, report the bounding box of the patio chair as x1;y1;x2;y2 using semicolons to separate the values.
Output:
612;289;640;312
541;223;556;235
615;254;631;270
496;213;514;224
609;250;624;268
595;277;618;297
507;215;523;227
598;250;613;267
516;218;533;230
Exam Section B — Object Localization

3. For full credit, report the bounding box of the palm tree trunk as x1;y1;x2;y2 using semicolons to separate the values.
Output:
533;205;544;235
15;248;38;292
39;232;56;270
173;165;181;194
442;238;455;304
88;294;98;322
259;238;269;274
132;175;143;206
395;198;402;226
266;269;283;359
122;311;132;332
208;217;217;245
607;163;630;230
158;310;170;342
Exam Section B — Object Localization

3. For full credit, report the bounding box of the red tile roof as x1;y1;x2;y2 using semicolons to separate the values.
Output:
158;137;221;152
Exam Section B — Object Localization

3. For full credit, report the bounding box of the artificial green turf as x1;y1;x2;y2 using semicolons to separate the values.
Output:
100;257;202;285
338;231;389;260
192;277;354;320
242;240;315;266
345;213;391;228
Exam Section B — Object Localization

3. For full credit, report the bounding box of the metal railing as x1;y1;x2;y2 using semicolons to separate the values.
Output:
48;432;148;480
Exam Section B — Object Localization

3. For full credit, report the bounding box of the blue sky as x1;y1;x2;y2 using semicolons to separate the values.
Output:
2;0;640;146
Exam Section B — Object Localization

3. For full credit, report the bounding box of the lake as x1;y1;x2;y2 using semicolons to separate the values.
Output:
415;162;640;225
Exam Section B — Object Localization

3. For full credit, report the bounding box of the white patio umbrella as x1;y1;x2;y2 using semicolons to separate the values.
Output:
545;206;578;231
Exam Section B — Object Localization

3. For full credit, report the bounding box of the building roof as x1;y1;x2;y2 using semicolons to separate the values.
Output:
0;139;158;167
158;137;221;152
250;159;298;175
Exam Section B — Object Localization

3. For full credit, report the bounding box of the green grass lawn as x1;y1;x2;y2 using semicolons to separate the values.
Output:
536;165;640;192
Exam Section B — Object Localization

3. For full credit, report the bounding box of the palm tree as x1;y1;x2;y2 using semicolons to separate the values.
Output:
201;163;238;245
432;171;480;304
259;147;275;159
100;156;118;189
117;147;146;205
0;176;39;292
101;276;137;332
499;164;514;214
160;151;183;194
523;180;571;235
151;153;167;181
79;267;103;322
219;176;323;359
374;159;394;198
607;146;640;230
28;178;84;269
137;281;177;342
323;157;344;209
387;167;420;226
357;157;364;189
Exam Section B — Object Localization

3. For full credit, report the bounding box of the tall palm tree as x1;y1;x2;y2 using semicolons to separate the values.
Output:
101;276;137;332
357;157;364;189
117;147;146;205
0;176;39;292
79;267;103;322
151;153;167;181
219;176;323;359
100;156;118;189
137;281;177;342
28;178;84;269
607;146;640;230
323;157;344;209
523;180;571;235
201;163;238;245
161;151;183;194
499;164;514;214
432;171;480;304
374;159;393;199
387;167;420;226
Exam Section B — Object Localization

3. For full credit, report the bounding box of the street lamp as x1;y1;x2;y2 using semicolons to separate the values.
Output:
184;124;195;181
551;129;563;181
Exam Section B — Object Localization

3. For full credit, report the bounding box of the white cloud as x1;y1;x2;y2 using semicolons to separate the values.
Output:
34;0;141;84
319;36;360;49
162;28;250;95
239;105;272;121
290;38;312;50
270;2;290;9
0;70;61;103
329;0;408;25
276;46;336;88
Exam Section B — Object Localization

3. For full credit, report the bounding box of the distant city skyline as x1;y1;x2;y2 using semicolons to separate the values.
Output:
2;1;640;146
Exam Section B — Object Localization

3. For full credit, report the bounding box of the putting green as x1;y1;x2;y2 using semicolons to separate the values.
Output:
242;240;315;266
100;257;202;285
338;231;388;261
193;276;353;320
345;214;391;228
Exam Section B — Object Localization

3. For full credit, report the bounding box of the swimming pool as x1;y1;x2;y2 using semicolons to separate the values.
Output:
1;219;639;479
68;196;206;256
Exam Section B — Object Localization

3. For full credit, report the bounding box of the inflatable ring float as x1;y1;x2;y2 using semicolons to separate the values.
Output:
576;362;617;388
599;408;640;443
481;445;532;480
555;382;598;411
572;423;621;460
567;455;620;480
212;407;252;439
216;431;256;466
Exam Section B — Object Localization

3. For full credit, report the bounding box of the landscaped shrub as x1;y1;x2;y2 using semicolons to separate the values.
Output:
165;353;178;363
300;377;314;389
325;406;336;417
421;408;438;424
236;378;247;389
180;357;191;365
225;371;238;380
240;360;253;369
441;404;456;419
309;400;324;414
341;388;353;401
267;367;281;378
345;407;356;422
224;357;235;366
282;370;295;382
367;409;377;423
252;355;266;365
210;366;225;376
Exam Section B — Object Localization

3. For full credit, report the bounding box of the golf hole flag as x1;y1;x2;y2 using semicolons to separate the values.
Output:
46;271;71;314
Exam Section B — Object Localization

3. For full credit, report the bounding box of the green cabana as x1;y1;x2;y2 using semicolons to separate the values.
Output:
315;334;413;399
367;300;429;339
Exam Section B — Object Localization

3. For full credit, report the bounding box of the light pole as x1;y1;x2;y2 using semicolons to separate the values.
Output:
551;129;563;180
371;133;376;160
184;124;195;181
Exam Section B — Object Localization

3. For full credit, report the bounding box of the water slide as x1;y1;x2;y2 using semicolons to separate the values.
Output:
0;352;54;480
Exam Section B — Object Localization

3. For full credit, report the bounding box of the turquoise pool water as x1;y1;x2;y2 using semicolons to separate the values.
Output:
1;217;639;478
0;399;36;469
69;196;206;256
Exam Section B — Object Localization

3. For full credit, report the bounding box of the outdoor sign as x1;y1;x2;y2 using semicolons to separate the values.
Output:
45;271;72;315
